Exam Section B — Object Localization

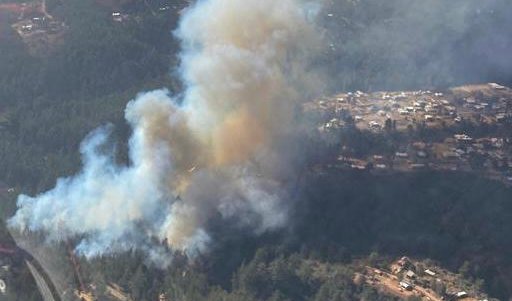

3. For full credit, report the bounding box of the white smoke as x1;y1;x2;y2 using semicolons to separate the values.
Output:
8;0;322;263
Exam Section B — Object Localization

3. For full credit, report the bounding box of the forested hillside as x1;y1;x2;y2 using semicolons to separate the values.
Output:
1;0;512;300
0;0;184;196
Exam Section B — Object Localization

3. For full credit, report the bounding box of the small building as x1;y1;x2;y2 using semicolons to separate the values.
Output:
496;113;507;122
398;109;410;115
412;142;427;149
112;11;129;22
454;134;473;143
0;279;6;294
351;164;366;170
410;163;426;170
395;152;409;158
456;291;468;299
424;269;436;277
398;256;412;267
369;121;381;129
417;151;428;158
405;270;416;279
400;281;413;291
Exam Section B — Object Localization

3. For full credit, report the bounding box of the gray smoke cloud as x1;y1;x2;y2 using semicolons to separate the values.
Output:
8;0;323;264
319;0;512;92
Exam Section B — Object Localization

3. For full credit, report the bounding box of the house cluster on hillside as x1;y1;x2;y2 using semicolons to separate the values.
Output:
307;83;512;186
308;83;511;133
362;256;493;301
2;1;67;55
335;133;512;184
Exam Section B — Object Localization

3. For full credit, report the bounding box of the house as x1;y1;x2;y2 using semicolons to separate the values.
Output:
410;163;426;170
454;134;473;143
398;256;412;267
496;113;507;123
369;121;381;129
417;151;428;158
398;108;409;115
456;291;468;299
0;279;6;294
405;270;416;279
424;269;436;277
400;281;413;291
350;164;366;170
395;152;409;159
465;98;477;104
412;142;427;149
373;155;385;161
112;11;129;22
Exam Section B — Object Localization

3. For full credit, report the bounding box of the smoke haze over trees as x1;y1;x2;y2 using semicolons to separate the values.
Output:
319;0;512;92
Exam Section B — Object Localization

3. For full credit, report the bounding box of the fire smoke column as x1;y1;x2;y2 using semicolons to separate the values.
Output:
8;0;322;262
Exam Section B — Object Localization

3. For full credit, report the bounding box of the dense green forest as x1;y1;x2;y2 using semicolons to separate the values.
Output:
79;246;401;301
2;0;512;300
0;0;183;194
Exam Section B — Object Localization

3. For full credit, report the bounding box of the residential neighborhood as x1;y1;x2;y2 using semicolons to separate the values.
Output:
306;83;512;186
0;0;67;55
361;256;493;301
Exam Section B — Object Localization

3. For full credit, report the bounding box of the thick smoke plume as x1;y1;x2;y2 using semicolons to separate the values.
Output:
8;0;321;263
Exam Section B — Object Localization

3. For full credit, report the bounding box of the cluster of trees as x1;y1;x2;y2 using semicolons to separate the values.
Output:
78;247;401;301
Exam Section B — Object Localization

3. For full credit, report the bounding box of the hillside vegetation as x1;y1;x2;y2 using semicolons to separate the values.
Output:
1;0;512;300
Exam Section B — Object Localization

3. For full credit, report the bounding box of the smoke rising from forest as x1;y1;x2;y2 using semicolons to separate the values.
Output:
8;0;322;263
9;0;512;266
